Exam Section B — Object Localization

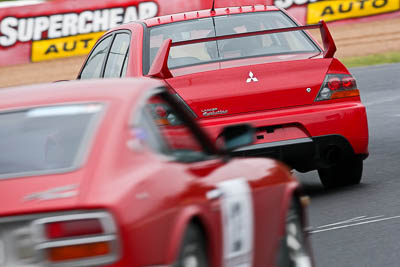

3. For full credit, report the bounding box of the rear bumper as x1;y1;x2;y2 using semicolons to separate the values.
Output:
199;100;369;171
232;134;368;172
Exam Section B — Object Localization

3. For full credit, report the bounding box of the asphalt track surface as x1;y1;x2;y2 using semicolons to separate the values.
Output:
296;63;400;267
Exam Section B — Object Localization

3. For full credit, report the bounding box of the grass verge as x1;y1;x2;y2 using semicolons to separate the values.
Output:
341;51;400;68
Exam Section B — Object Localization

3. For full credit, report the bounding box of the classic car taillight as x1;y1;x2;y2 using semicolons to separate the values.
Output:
315;74;359;101
48;241;111;262
31;211;120;265
155;105;168;118
45;219;103;239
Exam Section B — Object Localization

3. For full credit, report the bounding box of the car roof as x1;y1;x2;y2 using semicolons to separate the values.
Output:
0;78;164;111
142;5;279;27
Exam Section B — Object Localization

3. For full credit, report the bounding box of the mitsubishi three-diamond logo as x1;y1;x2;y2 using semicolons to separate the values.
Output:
246;71;258;83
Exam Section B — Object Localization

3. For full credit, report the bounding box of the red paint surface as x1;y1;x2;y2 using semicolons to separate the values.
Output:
77;6;369;158
167;58;332;117
0;78;300;267
144;5;278;27
199;99;369;155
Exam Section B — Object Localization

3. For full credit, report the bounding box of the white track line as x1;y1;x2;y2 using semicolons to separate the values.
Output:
310;215;400;234
315;215;384;229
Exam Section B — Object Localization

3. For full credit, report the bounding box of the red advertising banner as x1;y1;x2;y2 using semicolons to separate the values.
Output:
2;0;397;67
0;0;199;66
0;0;274;66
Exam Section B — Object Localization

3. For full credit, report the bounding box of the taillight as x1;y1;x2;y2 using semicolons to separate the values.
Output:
315;74;359;101
342;76;356;89
45;219;103;239
31;211;119;266
155;105;168;118
48;242;111;262
150;102;182;126
327;77;341;90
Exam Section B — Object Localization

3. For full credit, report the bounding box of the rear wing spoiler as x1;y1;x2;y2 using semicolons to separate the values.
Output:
148;20;336;79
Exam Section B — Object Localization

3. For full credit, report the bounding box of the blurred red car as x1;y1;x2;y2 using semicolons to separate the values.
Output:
0;78;312;267
77;5;369;188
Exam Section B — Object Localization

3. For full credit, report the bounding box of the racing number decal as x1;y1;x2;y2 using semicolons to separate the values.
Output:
218;178;254;267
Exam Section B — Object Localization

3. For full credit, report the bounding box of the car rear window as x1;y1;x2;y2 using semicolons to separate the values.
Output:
0;103;104;179
214;12;319;59
148;18;216;72
146;11;320;72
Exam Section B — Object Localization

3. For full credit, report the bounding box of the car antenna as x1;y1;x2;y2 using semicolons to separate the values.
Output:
211;0;215;11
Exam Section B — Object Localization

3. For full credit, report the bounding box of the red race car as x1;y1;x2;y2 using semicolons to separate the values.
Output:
77;5;369;188
0;78;312;267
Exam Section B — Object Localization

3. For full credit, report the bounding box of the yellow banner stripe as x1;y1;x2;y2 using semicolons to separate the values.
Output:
307;0;400;24
31;32;104;62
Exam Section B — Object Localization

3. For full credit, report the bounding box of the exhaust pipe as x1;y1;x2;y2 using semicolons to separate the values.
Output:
323;145;342;164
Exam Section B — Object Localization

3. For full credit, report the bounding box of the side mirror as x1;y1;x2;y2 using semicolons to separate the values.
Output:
218;124;254;152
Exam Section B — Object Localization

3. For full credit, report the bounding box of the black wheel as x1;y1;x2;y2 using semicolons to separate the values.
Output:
277;199;313;267
318;156;363;188
175;224;208;267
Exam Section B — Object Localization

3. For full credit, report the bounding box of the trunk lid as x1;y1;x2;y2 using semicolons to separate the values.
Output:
167;58;332;118
0;172;86;216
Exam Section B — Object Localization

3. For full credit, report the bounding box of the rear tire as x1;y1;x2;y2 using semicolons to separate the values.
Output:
277;199;313;267
175;224;208;267
318;156;363;188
